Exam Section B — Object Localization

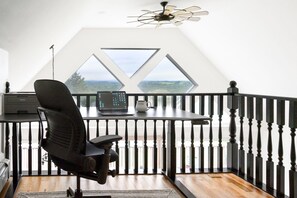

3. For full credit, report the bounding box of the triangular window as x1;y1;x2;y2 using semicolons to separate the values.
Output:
102;48;157;77
138;55;197;93
65;55;122;93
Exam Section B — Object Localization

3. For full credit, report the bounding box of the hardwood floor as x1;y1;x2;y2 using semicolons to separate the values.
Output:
177;174;274;198
13;174;274;198
13;175;179;198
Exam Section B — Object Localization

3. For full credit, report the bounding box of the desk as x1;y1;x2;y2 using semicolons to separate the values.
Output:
0;114;40;189
0;107;209;196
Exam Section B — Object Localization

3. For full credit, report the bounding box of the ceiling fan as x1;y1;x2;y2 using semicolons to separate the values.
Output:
128;1;209;28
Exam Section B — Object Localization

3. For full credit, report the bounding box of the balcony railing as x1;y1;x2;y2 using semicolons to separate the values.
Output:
2;81;297;198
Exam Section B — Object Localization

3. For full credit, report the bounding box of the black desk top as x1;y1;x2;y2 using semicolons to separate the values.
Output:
0;113;40;123
0;107;210;123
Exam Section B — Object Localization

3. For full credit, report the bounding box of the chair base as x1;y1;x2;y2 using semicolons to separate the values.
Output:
67;187;111;198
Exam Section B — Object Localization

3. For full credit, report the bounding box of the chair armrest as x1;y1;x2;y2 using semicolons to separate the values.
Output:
90;135;122;147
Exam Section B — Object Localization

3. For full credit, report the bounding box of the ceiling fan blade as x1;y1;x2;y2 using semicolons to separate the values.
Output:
127;20;139;23
174;12;192;19
174;21;183;26
137;23;147;27
187;17;201;21
172;10;186;15
127;17;155;23
141;9;152;12
170;18;183;25
164;5;176;15
192;11;209;16
138;17;155;22
184;6;201;12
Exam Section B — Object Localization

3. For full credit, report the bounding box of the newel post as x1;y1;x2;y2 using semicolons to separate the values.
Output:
227;81;239;170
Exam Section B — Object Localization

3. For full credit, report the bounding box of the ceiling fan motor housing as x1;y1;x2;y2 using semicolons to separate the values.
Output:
154;14;175;21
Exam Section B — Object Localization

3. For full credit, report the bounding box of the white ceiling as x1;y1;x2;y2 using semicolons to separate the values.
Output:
1;0;297;96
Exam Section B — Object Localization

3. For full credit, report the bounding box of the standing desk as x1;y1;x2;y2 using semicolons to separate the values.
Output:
0;107;209;197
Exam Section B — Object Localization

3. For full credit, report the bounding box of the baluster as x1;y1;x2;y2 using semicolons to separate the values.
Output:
208;95;214;171
86;95;90;107
247;96;254;179
180;95;186;173
48;154;52;175
190;123;195;173
289;101;297;198
227;81;239;170
190;95;195;113
134;95;139;107
180;121;185;173
256;98;263;184
266;98;274;190
77;96;81;108
217;95;224;170
5;123;10;160
28;122;32;175
115;119;119;174
38;122;42;175
238;96;245;175
190;95;196;173
18;123;22;175
276;100;285;196
153;120;157;174
96;120;99;137
153;95;157;108
134;120;138;174
199;95;205;171
144;120;148;174
162;120;166;172
181;95;185;110
86;120;90;141
163;95;167;108
105;120;109;135
172;95;177;109
125;119;129;174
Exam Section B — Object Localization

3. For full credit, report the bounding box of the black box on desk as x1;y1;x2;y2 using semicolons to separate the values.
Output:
3;93;40;114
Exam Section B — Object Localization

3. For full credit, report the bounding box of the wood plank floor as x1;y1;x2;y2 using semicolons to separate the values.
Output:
176;174;274;198
13;174;274;198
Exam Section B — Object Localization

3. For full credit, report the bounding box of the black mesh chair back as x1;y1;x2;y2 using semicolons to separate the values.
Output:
34;79;122;198
34;79;86;154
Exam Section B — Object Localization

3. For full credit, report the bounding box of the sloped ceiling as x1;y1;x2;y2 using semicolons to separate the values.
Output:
1;0;297;96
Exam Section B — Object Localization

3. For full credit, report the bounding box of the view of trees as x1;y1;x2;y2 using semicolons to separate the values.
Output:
65;72;193;94
65;72;122;93
138;81;193;93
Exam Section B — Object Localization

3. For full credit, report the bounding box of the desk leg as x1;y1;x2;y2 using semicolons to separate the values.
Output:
166;120;196;198
12;122;19;189
5;123;10;159
166;120;176;181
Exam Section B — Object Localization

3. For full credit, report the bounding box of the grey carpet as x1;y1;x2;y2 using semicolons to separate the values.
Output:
17;189;182;198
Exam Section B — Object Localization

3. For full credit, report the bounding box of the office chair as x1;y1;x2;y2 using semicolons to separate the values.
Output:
34;79;122;198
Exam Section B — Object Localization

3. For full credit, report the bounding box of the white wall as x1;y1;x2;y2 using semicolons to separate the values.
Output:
23;28;229;93
0;48;8;114
0;48;8;152
180;0;297;97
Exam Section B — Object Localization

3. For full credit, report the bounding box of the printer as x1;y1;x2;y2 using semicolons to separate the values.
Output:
3;92;40;114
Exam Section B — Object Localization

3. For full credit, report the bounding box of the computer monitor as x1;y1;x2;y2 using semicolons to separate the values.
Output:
97;91;128;111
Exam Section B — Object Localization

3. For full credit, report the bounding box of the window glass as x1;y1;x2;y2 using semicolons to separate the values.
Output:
138;55;196;93
102;49;157;77
65;55;122;93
